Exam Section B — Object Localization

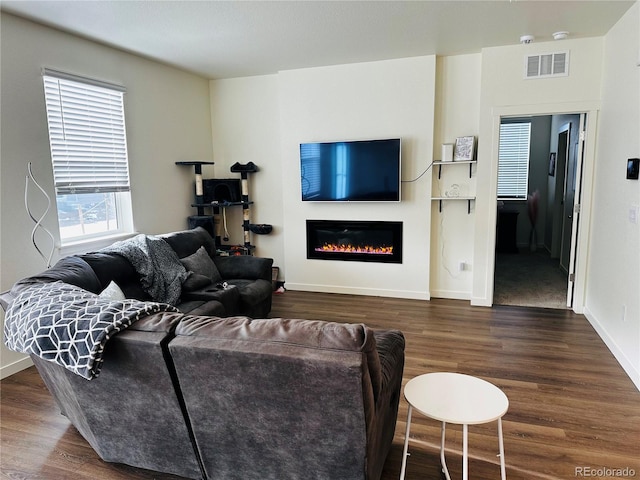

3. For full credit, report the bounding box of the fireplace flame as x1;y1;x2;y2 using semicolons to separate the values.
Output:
315;243;394;255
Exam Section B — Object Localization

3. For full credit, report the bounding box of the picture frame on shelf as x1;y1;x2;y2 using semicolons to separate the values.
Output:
453;136;475;161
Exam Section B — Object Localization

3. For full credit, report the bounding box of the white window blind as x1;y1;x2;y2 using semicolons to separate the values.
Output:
497;122;531;199
43;70;130;195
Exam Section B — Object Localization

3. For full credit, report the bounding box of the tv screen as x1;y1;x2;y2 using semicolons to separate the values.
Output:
300;138;401;202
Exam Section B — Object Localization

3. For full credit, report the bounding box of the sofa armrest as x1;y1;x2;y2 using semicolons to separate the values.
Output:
213;255;273;281
373;330;405;397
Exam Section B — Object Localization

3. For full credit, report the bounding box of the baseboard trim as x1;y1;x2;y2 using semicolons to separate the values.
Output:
430;289;471;301
285;283;430;301
1;356;33;380
583;306;640;392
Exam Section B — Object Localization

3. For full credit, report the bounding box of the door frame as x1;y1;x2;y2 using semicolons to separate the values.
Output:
483;102;599;314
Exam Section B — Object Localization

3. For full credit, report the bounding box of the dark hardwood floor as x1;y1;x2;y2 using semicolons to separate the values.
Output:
2;291;639;479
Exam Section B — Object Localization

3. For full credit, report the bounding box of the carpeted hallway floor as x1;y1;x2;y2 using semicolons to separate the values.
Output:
493;249;569;309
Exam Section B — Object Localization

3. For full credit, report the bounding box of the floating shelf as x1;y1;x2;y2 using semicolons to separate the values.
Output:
191;201;254;208
431;196;476;214
433;160;477;179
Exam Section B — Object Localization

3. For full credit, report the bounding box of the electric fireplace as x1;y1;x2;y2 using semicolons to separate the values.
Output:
306;220;403;263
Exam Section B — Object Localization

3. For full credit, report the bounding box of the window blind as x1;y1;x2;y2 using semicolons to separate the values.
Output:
43;71;130;195
497;122;531;199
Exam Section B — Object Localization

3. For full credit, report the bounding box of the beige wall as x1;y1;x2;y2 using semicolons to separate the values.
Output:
277;57;436;298
209;75;284;269
586;2;639;388
211;57;437;299
473;37;605;308
430;54;481;299
0;13;213;378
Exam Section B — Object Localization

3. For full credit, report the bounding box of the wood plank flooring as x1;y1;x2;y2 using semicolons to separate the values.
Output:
2;291;639;479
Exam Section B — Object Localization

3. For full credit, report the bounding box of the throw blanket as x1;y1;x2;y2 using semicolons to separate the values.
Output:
4;281;178;380
100;234;187;305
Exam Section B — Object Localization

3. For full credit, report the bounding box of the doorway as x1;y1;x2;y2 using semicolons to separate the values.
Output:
493;113;585;309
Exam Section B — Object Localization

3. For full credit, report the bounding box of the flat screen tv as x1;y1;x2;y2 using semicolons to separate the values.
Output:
300;138;401;202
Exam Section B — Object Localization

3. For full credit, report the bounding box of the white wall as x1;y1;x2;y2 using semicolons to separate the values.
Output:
0;13;213;378
209;75;284;269
278;57;435;298
430;54;481;299
585;2;640;388
473;37;605;308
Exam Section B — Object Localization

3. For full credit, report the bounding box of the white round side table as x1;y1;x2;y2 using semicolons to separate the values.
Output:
399;372;509;480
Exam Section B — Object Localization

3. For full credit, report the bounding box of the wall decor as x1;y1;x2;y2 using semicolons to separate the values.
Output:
453;136;475;161
627;158;639;180
548;152;556;176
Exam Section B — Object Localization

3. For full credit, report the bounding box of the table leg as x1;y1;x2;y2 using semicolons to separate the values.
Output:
440;422;451;480
399;405;413;480
462;424;468;480
498;417;507;479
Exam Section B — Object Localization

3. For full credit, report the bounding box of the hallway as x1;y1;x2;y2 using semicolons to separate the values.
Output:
493;249;568;309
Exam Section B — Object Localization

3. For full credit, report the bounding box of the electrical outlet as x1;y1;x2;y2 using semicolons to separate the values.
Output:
622;304;627;322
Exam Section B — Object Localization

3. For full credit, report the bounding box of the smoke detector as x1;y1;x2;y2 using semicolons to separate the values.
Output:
553;31;569;40
520;35;535;44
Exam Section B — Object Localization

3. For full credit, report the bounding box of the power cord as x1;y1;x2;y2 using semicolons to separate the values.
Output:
402;160;434;183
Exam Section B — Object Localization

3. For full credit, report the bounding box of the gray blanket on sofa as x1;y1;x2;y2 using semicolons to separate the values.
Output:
100;234;188;305
3;281;178;380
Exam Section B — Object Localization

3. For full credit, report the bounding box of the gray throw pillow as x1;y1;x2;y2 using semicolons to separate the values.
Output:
183;272;213;292
180;246;223;284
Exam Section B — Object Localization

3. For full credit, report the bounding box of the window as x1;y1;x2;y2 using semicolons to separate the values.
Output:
497;121;531;200
43;69;133;244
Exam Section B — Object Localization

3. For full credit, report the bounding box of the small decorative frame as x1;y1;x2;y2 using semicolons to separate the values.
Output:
453;136;475;161
627;158;639;180
548;153;556;177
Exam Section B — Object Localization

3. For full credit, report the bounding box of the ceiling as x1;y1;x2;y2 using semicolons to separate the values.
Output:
1;1;635;79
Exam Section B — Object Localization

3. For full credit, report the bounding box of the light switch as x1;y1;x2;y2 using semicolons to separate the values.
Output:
629;205;639;224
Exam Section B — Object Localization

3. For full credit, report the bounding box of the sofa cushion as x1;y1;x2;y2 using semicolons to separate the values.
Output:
182;273;212;292
176;300;226;317
81;252;150;300
161;227;217;258
225;278;272;317
11;256;102;296
175;316;379;360
213;255;272;281
181;285;240;316
180;246;222;284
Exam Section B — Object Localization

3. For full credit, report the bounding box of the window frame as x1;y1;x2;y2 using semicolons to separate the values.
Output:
42;69;134;245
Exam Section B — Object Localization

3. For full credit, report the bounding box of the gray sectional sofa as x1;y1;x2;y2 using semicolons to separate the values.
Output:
1;227;406;480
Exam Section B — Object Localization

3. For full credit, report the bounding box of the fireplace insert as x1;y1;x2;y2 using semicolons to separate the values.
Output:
306;220;403;263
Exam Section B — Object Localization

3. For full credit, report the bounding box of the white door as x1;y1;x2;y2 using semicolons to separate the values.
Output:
565;113;587;307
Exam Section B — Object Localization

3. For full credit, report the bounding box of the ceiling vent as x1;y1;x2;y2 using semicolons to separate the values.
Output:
524;51;569;79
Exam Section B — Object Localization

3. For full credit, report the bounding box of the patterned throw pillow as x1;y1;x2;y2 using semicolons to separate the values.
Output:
180;246;223;284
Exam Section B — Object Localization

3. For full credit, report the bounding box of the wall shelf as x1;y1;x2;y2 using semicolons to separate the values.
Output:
432;159;477;214
433;160;477;179
432;197;476;213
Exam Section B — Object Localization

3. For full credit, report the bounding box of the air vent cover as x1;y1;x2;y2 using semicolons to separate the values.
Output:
525;51;569;79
